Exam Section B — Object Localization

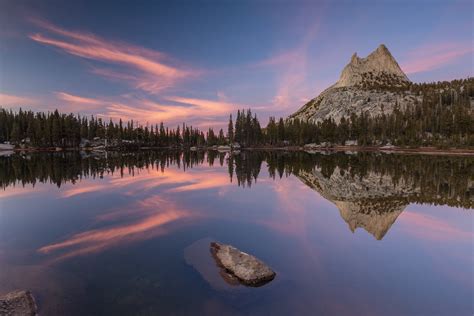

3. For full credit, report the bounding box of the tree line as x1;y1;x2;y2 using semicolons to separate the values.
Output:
1;150;472;209
1;77;472;148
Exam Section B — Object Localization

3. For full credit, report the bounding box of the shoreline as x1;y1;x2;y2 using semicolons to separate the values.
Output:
248;146;474;156
2;145;474;156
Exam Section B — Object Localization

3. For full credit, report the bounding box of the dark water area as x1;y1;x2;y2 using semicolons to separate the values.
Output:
0;150;472;315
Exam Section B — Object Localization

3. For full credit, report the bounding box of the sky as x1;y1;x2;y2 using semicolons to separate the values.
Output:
0;0;473;129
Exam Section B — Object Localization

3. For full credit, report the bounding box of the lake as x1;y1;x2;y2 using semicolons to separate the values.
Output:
0;150;472;315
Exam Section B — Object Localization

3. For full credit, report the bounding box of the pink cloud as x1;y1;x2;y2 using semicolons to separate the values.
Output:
166;96;235;114
401;41;473;74
253;17;323;111
55;92;102;105
255;50;300;68
52;91;115;114
29;19;200;94
105;96;238;125
52;90;238;126
0;93;37;108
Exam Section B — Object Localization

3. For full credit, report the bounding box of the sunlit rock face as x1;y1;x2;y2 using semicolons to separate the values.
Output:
296;167;415;239
335;44;409;88
289;44;419;124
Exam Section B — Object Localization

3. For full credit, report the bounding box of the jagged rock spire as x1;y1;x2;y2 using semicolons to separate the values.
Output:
288;44;417;124
334;44;410;88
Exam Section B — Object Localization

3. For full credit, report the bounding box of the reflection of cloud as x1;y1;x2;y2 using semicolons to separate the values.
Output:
401;41;473;74
107;167;230;195
60;184;109;198
0;185;45;199
38;197;193;261
36;165;233;261
398;211;473;241
255;179;328;277
166;171;230;193
59;167;231;198
29;18;198;94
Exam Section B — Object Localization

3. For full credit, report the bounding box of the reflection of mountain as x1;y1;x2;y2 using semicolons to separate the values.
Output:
296;168;416;240
335;200;405;240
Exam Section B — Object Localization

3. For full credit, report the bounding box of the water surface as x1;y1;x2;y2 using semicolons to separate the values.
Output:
0;151;472;315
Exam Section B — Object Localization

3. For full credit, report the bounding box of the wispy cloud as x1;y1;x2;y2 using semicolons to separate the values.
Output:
38;199;193;261
29;18;199;94
54;91;108;112
52;90;237;125
254;16;323;111
0;93;37;108
105;96;238;125
401;41;473;74
55;92;104;105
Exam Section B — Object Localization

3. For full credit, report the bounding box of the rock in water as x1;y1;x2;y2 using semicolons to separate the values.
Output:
210;242;276;287
0;290;38;316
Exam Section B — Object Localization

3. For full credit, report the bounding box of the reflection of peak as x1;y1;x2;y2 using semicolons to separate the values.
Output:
335;200;405;240
296;167;411;240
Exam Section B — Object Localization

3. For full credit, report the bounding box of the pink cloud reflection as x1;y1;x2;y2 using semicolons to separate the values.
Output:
38;196;195;262
398;210;473;241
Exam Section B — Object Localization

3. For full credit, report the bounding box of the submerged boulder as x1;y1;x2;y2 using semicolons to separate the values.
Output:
210;242;276;287
0;290;38;316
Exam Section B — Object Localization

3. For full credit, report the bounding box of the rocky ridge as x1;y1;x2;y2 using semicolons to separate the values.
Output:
290;44;419;123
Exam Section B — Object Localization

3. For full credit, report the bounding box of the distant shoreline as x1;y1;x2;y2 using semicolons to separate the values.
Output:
2;145;474;156
249;146;474;156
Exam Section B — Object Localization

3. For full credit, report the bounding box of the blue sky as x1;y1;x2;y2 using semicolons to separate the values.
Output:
0;0;472;128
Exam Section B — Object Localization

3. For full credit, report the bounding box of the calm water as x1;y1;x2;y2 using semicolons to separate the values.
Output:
0;151;472;315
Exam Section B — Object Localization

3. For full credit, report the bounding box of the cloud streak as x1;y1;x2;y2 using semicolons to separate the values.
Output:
51;91;238;126
0;93;37;108
38;202;192;261
29;18;199;94
55;92;104;105
398;210;473;241
254;13;324;111
106;96;237;125
401;41;473;74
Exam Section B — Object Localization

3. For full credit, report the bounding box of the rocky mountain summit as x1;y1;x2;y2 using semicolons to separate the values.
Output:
335;44;409;88
289;44;420;123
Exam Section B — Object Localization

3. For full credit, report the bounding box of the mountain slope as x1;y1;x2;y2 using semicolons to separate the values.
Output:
289;44;420;123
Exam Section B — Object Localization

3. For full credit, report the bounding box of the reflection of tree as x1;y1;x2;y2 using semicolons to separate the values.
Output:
290;153;473;239
232;151;264;188
1;151;472;209
265;152;473;209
